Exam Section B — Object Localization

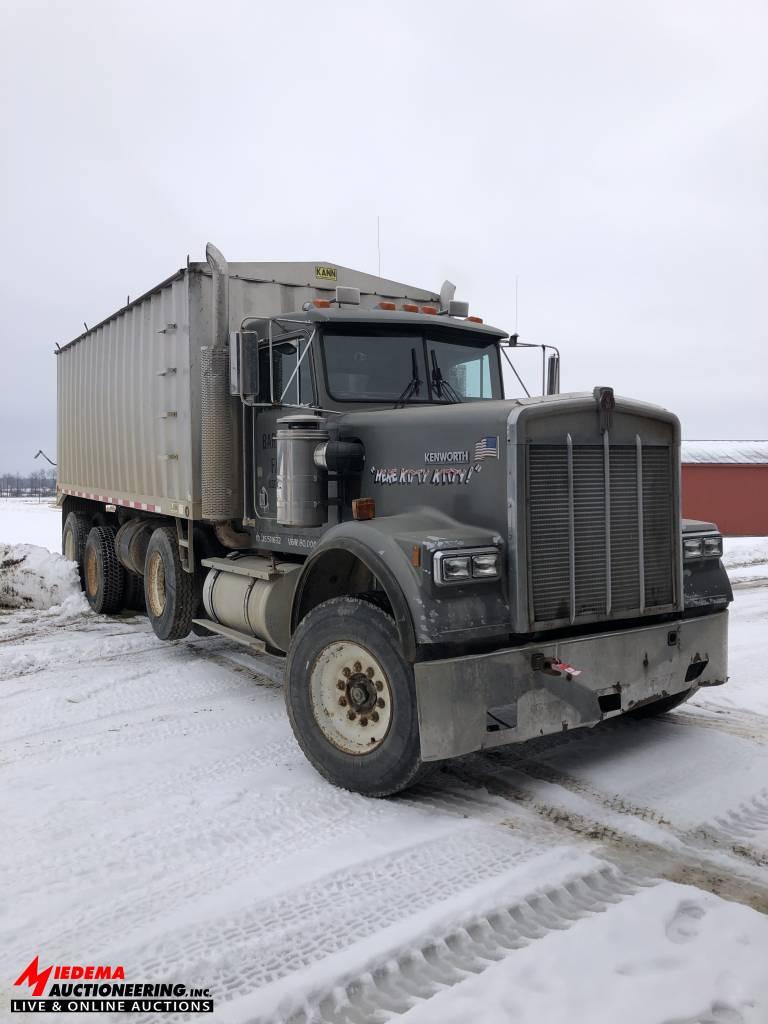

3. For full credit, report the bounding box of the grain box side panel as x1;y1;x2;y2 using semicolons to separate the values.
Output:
57;274;195;514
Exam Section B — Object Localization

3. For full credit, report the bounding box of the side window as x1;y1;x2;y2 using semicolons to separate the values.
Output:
258;337;315;405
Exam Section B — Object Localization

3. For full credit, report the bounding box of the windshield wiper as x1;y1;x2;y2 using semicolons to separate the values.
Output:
430;350;462;403
395;347;422;406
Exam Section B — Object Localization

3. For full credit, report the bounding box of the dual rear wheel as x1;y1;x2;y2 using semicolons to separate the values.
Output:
65;513;193;640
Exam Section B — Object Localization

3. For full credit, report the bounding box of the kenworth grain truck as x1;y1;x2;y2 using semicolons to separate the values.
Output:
56;244;732;795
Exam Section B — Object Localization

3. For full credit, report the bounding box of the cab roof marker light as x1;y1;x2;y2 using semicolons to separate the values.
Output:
465;315;484;324
402;303;419;312
377;301;397;310
312;298;332;308
420;305;438;315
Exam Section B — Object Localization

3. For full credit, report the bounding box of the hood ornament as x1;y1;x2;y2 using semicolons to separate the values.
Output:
593;386;615;433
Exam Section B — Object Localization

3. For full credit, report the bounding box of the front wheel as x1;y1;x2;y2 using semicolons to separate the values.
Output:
285;597;425;797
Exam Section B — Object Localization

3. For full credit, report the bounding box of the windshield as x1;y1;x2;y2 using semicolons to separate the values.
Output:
322;326;502;403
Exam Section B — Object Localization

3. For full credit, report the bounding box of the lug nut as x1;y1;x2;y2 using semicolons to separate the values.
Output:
377;697;385;708
375;680;384;691
337;680;345;690
347;709;356;720
360;717;368;727
342;667;351;678
353;661;362;673
366;666;375;677
338;696;347;707
371;711;379;722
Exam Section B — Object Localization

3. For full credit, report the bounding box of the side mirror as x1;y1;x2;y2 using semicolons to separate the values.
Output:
546;353;560;395
229;331;260;398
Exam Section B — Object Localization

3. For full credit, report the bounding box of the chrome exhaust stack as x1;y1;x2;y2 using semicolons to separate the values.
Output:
201;242;238;520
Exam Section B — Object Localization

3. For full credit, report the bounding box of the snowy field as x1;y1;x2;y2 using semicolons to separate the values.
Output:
2;497;768;1023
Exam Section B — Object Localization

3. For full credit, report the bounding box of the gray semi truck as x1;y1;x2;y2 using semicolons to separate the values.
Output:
56;244;732;795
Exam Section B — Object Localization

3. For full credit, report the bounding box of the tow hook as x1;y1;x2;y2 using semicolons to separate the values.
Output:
531;653;582;679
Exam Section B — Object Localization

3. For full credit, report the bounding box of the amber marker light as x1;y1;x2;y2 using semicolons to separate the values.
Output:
352;498;376;521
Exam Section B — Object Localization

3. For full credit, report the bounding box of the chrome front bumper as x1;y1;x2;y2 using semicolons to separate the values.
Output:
414;610;728;761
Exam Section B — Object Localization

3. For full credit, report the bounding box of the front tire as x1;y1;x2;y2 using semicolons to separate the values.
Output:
144;526;194;640
83;526;125;614
285;597;425;796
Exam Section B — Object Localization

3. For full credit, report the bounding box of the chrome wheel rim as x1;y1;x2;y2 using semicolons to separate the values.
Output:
309;641;393;755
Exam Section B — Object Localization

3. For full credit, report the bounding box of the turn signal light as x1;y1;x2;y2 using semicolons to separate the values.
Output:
377;301;397;310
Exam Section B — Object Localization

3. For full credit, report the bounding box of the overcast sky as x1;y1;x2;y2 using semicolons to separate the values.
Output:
1;0;766;472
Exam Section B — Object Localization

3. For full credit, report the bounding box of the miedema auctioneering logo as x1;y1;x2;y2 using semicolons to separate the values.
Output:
11;956;214;1014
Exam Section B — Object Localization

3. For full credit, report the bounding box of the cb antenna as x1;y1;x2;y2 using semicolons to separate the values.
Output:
515;275;519;333
377;215;382;277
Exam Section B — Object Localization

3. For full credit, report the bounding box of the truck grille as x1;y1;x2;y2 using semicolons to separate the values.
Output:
528;441;674;625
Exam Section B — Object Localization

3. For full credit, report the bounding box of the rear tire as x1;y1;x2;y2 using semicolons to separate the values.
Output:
285;596;426;796
627;688;694;718
62;511;91;587
144;526;194;640
83;526;125;614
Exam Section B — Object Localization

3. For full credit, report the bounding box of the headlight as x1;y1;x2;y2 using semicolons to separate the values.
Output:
472;552;499;578
683;533;722;561
434;548;500;586
683;537;703;560
702;535;723;558
441;556;471;581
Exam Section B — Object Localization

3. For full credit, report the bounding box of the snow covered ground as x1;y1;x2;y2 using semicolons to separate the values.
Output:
2;497;768;1024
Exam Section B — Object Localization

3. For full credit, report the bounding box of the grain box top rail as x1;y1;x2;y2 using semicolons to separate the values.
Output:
56;261;441;354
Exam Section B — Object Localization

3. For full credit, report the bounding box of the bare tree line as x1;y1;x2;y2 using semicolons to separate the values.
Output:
0;470;57;498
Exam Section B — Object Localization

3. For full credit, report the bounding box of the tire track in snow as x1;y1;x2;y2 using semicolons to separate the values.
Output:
431;768;768;912
455;747;768;869
271;866;647;1024
2;779;396;959
712;788;768;841
114;825;550;1019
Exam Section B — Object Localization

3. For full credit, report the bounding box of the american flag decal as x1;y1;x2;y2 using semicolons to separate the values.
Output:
474;435;499;461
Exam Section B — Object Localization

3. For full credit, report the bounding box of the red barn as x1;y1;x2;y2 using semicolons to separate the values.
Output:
682;441;768;537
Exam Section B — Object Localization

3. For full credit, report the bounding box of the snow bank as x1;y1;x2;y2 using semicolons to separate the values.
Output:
0;543;87;615
723;537;768;584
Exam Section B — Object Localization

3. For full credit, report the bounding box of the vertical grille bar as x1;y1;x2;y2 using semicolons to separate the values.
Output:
567;433;576;623
603;431;612;616
636;434;645;613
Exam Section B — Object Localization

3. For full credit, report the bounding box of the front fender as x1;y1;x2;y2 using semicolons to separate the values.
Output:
292;513;510;659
